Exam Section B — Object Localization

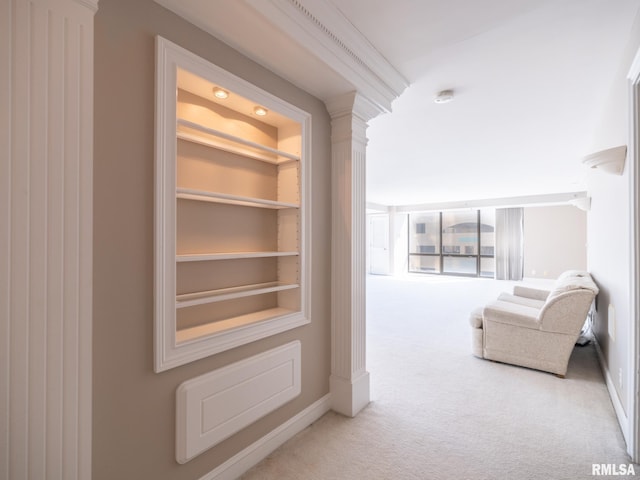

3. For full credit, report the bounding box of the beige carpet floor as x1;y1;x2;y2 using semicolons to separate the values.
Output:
241;274;638;479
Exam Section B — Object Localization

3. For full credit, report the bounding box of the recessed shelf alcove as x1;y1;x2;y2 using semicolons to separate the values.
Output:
155;37;311;372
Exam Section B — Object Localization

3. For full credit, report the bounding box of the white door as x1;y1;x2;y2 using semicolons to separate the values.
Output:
368;215;390;275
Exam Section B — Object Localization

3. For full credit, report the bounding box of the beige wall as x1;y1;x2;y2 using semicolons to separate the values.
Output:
523;205;587;279
93;1;332;478
587;11;640;417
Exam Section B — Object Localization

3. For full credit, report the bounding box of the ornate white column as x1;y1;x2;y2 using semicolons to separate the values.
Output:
328;92;383;417
0;1;96;479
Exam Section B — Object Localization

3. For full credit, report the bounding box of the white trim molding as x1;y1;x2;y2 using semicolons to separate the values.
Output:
0;0;95;478
626;44;640;463
594;338;630;446
198;394;331;480
395;191;590;213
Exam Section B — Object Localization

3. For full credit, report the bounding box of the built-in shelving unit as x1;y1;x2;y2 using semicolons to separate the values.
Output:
155;37;311;372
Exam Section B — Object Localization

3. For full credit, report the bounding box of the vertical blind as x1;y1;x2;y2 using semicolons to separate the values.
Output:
495;207;524;280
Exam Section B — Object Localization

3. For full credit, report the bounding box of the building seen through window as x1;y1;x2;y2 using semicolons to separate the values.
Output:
409;209;495;277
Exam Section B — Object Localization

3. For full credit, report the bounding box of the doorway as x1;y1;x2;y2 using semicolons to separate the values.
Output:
368;214;390;275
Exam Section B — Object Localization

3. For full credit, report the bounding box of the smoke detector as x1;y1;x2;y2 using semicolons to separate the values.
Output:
434;90;454;104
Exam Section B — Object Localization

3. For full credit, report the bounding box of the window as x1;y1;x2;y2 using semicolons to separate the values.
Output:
409;213;440;255
408;209;495;278
409;255;441;274
409;213;441;273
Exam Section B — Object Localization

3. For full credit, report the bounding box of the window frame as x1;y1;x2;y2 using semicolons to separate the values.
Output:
408;209;495;278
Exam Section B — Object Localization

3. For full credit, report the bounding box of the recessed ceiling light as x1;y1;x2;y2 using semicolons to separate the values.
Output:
434;90;454;104
212;87;229;99
254;106;268;116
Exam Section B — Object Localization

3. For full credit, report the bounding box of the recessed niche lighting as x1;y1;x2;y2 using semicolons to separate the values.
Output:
254;106;268;116
212;87;229;99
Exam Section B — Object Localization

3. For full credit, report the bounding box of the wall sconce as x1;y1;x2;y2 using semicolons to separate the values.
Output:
582;145;627;175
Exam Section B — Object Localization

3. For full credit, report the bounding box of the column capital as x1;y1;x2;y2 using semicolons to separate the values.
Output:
326;91;381;146
325;91;385;123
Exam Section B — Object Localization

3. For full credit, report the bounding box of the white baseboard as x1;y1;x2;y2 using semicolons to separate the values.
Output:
593;338;630;445
199;393;331;480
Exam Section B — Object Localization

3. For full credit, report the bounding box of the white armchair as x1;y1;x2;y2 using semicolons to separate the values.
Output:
470;271;599;376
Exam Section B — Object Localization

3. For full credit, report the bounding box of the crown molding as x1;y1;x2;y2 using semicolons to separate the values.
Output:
394;191;590;213
245;0;408;114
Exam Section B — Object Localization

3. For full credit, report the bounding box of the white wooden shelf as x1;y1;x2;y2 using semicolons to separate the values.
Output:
177;251;299;262
176;282;299;309
177;118;300;164
176;187;299;209
176;307;298;344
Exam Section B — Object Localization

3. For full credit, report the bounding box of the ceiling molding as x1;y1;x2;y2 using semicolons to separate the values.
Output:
393;192;590;213
366;202;390;213
245;0;409;113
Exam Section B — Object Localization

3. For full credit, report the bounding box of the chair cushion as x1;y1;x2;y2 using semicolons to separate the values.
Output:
497;292;545;309
483;300;540;329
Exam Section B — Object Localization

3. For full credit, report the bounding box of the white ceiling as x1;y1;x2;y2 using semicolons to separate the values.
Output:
157;0;640;207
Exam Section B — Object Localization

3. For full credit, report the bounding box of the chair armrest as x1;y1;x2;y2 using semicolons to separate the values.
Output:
539;290;595;334
512;286;550;301
483;301;541;329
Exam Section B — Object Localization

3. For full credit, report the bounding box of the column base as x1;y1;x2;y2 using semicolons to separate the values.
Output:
330;371;370;417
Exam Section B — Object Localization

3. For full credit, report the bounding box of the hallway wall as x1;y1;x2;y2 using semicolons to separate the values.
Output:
93;1;332;478
523;205;587;279
587;10;640;429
